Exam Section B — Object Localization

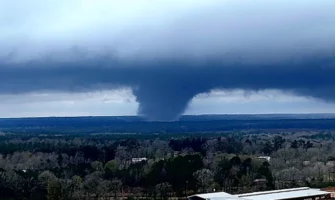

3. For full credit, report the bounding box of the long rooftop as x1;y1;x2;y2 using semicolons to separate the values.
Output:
188;187;330;200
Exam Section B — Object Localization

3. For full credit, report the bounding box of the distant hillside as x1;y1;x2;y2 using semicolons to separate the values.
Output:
180;113;335;121
1;114;335;134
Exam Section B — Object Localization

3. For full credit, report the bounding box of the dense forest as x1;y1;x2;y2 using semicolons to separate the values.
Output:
2;115;335;134
0;127;335;200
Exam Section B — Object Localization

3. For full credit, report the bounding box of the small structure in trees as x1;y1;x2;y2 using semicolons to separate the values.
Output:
131;157;147;163
257;156;271;162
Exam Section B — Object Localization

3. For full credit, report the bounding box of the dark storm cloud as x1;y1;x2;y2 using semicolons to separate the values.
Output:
1;0;335;120
1;55;335;120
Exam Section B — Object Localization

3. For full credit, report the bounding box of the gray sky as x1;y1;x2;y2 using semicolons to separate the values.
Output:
1;0;335;119
1;90;335;118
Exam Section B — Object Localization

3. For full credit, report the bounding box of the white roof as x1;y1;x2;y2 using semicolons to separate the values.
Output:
236;187;330;200
188;187;330;200
237;187;310;197
188;192;232;199
208;197;250;200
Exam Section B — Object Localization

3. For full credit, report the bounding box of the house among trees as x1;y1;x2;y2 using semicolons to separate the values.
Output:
131;157;147;163
257;156;271;162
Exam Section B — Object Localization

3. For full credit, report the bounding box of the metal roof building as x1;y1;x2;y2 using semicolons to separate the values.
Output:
188;187;331;200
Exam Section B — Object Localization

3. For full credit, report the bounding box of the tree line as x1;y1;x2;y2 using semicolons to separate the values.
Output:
0;130;334;199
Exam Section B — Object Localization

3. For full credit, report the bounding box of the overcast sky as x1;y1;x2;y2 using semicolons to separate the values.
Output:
1;90;335;118
1;0;335;119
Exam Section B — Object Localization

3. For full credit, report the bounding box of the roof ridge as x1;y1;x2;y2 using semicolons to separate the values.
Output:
237;187;312;197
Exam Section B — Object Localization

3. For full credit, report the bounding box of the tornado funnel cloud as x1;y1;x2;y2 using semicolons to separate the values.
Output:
133;81;208;121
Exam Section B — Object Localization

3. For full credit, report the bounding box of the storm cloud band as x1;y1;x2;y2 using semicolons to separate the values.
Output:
1;54;335;120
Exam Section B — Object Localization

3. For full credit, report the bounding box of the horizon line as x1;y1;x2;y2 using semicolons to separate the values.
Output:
2;113;335;120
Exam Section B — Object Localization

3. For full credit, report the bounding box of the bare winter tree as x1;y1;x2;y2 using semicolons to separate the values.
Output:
193;169;214;192
155;182;172;200
110;178;123;199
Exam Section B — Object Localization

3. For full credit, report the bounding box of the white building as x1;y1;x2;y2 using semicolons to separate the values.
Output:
131;157;147;163
257;156;271;162
188;187;331;200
